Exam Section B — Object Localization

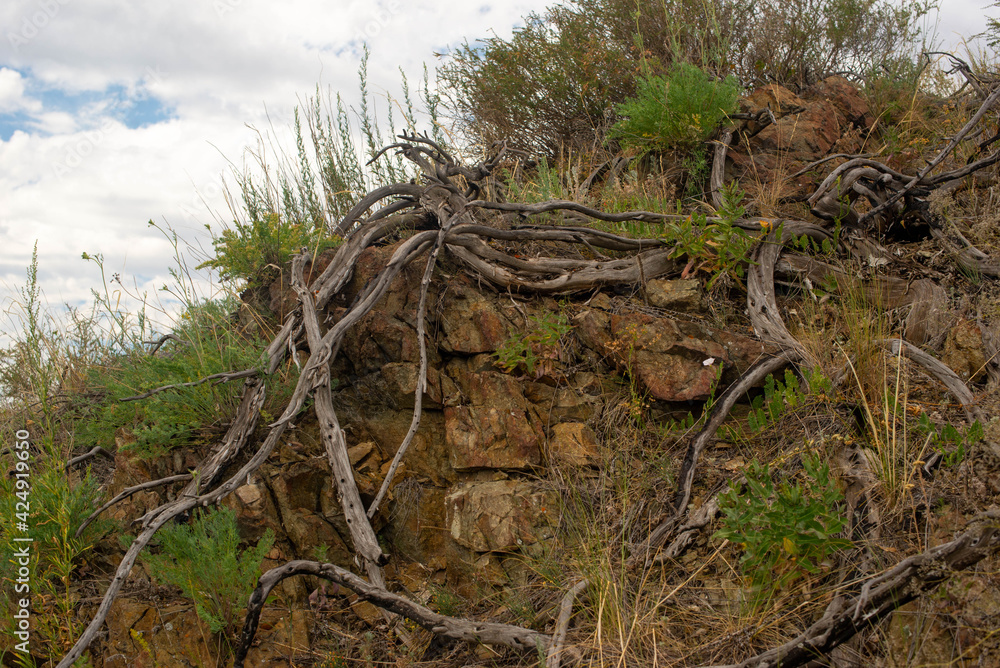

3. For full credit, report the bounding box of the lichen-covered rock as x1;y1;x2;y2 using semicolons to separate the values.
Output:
941;319;986;382
445;481;556;552
646;278;706;312
548;422;601;467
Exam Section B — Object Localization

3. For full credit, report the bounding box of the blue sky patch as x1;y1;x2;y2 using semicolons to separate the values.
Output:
0;71;175;140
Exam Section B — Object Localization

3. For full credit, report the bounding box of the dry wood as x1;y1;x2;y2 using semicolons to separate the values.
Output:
711;128;734;210
75;473;193;538
367;207;466;519
775;254;949;344
630;353;798;568
64;445;114;469
857;83;1000;227
55;126;1000;667
119;368;259;402
546;579;589;668
233;560;551;667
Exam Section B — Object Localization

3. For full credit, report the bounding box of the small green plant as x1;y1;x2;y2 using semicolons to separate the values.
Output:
913;415;983;468
714;452;850;601
745;368;832;433
429;584;464;617
132;506;274;638
494;310;572;377
74;298;269;458
607;62;740;156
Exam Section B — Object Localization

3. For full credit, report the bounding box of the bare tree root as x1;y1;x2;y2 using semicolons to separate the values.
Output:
75;473;192;538
119;368;259;402
233;560;551;667
64;445;114;469
546;579;589;668
704;511;1000;668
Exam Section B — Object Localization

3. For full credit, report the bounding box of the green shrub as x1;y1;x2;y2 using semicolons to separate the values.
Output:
714;453;850;600
0;451;110;663
134;506;274;637
441;0;933;154
74;298;268;458
608;63;740;156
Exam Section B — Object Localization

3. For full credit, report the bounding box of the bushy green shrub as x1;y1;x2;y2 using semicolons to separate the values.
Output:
608;63;740;156
441;0;933;155
75;298;268;458
714;453;850;600
134;506;274;637
0;452;110;662
440;5;635;155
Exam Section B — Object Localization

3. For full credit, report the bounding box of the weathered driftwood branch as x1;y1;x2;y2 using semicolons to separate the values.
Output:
293;254;388;568
706;510;1000;668
857;83;1000;227
711;128;734;210
233;560;551;667
142;333;183;356
630;352;798;568
366;206;465;519
75;473;192;538
119;368;259;402
64;446;114;469
546;579;589;668
884;338;982;423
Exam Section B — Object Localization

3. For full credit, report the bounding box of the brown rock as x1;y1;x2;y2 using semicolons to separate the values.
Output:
104;602;216;668
384;483;451;565
441;366;545;470
610;313;728;401
548;422;601;467
361;409;454;486
225;480;283;543
446;405;542;470
810;76;874;129
941;319;986;382
445;481;557;552
438;281;515;354
645;278;706;312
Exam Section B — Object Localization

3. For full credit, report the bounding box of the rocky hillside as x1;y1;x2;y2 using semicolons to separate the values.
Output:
5;71;1000;668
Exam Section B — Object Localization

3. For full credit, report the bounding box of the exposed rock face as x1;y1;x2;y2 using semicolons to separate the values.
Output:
445;480;556;552
102;212;778;665
646;278;705;312
729;75;876;200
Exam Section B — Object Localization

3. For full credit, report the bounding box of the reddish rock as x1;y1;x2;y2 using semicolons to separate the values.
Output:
610;313;729;402
548;422;601;467
445;405;542;470
437;281;515;354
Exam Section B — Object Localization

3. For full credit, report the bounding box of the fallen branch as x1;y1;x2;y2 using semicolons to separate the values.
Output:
233;560;550;667
857;84;1000;227
75;473;192;538
119;368;259;402
546;579;589;668
65;446;114;469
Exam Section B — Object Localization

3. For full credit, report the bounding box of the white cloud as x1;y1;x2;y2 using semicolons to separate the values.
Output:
0;66;39;113
0;0;989;345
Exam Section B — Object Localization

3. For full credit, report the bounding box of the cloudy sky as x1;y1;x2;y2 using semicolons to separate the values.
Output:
0;0;993;342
